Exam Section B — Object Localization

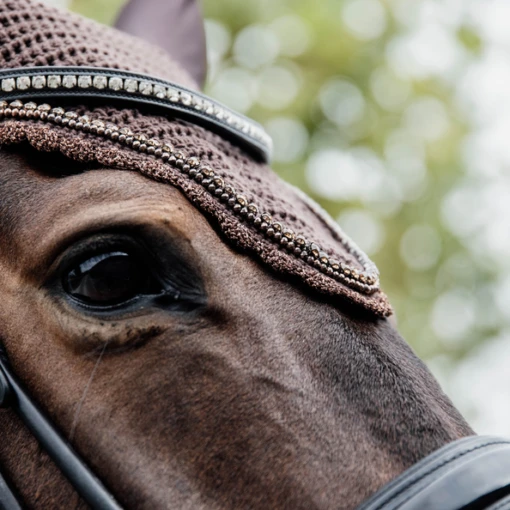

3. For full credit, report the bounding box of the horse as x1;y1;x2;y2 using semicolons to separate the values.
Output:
0;0;501;509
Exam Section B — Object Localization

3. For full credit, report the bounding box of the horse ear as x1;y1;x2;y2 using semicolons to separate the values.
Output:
114;0;207;88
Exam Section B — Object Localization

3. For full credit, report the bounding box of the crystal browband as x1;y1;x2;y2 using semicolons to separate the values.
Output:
0;66;272;162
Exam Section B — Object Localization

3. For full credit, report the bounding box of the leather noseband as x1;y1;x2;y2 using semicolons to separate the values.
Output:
358;435;510;510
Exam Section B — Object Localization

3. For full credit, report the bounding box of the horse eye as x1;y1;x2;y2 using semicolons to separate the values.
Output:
63;251;161;307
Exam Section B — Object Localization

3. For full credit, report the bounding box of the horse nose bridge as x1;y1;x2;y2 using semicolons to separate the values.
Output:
207;279;351;351
203;299;280;347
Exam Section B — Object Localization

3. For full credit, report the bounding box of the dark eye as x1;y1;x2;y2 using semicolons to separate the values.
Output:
64;251;162;307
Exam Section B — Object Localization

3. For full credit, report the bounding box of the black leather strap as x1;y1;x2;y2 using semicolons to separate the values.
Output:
0;474;21;510
0;66;272;162
487;493;510;510
0;353;122;510
358;436;510;510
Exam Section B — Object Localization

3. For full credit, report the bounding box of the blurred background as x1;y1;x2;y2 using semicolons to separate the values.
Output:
45;0;510;435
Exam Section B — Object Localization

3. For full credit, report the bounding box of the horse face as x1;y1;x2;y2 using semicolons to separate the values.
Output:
0;147;471;509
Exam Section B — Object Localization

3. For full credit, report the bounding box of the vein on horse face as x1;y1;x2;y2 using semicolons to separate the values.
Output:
69;340;109;443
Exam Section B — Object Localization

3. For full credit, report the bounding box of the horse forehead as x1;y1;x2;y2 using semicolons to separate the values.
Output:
0;150;206;261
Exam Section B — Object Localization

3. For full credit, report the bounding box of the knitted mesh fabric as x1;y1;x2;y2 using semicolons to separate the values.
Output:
0;0;196;87
0;0;392;317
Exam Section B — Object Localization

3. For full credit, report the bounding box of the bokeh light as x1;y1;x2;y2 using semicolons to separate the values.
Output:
342;0;387;41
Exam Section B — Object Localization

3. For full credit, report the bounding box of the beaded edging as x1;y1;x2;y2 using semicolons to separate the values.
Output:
0;100;380;294
0;67;272;162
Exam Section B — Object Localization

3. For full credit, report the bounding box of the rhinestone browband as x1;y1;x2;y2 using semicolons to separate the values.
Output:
0;99;380;294
0;67;272;162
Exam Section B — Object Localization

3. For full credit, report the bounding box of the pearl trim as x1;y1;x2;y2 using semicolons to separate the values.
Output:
0;100;380;294
0;67;272;162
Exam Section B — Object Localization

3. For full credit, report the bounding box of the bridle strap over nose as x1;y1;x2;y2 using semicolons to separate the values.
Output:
357;435;510;510
0;366;20;510
0;362;20;510
0;352;122;510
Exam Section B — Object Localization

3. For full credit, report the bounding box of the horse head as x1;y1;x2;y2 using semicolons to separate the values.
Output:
0;1;478;509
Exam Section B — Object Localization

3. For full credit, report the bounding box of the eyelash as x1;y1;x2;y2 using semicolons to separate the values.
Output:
56;237;166;310
48;230;205;317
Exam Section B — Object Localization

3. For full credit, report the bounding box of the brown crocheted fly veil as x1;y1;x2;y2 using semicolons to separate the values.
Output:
0;0;392;317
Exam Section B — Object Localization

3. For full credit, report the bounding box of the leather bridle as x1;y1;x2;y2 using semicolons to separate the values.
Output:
0;67;272;163
2;345;510;510
0;350;121;510
358;436;510;510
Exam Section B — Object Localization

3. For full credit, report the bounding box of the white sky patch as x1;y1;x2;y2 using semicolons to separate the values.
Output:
233;24;280;70
386;23;464;80
390;0;466;29
305;147;388;203
403;97;451;141
469;0;510;47
435;252;477;292
319;78;365;127
442;179;510;270
257;65;300;110
449;332;510;435
342;0;388;41
270;15;312;57
430;289;476;345
461;123;510;178
441;183;487;239
204;20;231;82
400;224;442;271
385;129;428;200
208;67;257;113
306;149;364;202
457;48;510;126
265;117;309;163
337;209;385;256
494;275;510;320
370;66;411;112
